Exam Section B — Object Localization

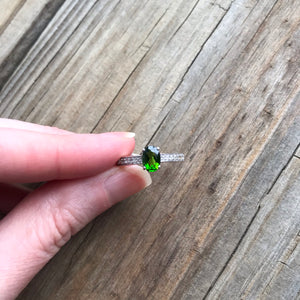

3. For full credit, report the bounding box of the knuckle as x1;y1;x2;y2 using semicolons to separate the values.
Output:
36;193;83;256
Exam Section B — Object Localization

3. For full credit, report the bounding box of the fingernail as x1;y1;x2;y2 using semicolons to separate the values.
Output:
106;132;135;138
124;132;135;138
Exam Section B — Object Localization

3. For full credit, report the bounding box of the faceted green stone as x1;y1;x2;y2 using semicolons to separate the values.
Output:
142;146;161;172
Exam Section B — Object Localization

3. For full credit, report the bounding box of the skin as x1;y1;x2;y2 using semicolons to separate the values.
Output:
0;118;152;299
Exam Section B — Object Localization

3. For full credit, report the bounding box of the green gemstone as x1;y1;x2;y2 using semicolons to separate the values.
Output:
142;146;161;172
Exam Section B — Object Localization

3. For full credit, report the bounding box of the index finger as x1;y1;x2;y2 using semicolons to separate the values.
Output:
0;129;135;183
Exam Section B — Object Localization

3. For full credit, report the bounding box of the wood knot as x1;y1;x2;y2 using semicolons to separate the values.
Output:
208;181;218;194
215;140;222;148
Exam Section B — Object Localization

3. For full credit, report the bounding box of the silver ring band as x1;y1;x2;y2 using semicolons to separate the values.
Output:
117;153;184;166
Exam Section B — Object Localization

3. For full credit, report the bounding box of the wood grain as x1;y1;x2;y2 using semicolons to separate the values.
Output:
0;0;299;299
0;0;65;90
206;151;300;299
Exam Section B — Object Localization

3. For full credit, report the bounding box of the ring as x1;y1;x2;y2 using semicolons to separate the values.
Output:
117;146;184;172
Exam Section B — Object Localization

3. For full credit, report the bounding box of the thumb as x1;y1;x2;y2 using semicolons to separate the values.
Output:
0;166;151;299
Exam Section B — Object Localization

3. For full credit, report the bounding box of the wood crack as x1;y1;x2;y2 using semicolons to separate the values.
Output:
0;0;66;92
242;0;280;54
278;260;291;268
8;0;113;121
164;0;234;110
202;205;261;300
133;7;169;55
266;143;300;195
91;46;151;133
148;111;170;144
210;1;233;12
168;0;201;42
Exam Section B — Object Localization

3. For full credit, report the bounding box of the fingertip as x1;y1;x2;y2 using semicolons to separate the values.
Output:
124;165;152;188
102;165;151;207
97;132;136;157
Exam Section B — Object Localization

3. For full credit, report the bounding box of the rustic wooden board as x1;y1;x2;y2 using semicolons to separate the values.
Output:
206;151;300;300
0;0;299;299
0;0;65;90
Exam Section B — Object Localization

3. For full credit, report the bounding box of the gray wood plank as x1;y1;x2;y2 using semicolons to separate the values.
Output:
0;0;298;299
169;100;300;300
0;0;232;134
0;0;65;90
205;154;300;299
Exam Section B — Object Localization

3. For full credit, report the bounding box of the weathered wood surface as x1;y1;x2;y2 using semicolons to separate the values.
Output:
0;0;299;299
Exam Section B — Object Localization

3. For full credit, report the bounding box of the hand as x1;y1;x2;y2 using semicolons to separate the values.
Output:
0;118;151;299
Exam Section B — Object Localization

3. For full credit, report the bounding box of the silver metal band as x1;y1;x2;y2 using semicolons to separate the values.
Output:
117;153;184;166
